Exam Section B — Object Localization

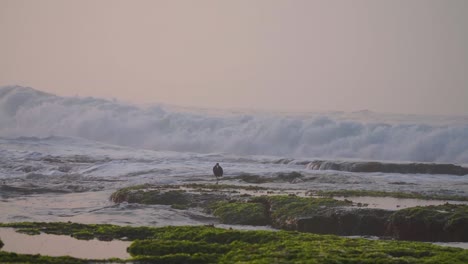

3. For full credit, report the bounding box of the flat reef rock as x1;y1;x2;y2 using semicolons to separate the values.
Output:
110;184;468;242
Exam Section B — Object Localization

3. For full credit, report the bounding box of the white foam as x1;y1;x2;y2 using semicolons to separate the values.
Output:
1;86;468;163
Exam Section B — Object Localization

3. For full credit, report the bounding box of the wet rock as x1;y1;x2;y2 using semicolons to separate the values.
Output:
294;208;392;236
110;185;228;209
233;172;304;184
387;204;468;242
210;201;270;226
307;160;468;175
110;184;468;242
234;174;270;184
276;172;304;183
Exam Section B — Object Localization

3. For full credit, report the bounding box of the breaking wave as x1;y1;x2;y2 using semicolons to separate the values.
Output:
1;85;468;163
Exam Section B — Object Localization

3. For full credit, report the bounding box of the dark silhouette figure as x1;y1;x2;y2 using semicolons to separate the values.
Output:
213;163;223;184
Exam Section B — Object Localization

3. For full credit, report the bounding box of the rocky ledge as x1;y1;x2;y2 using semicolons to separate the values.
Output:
110;184;468;242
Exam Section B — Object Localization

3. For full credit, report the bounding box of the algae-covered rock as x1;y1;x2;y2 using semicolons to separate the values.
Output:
0;222;158;241
254;195;352;230
128;239;230;256
110;185;226;209
0;252;89;264
72;230;95;240
17;228;41;235
111;187;190;206
388;204;468;242
210;201;270;226
295;208;392;236
128;226;468;264
108;184;468;242
2;223;468;263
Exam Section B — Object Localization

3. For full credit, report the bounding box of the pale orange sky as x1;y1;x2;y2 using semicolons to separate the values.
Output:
1;0;467;115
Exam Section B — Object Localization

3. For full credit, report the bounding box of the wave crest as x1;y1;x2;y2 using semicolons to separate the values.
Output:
1;86;468;163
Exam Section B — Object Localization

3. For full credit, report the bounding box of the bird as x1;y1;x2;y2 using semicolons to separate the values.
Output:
213;163;223;184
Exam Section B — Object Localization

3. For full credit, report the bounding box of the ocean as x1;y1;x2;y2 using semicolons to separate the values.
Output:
1;85;467;226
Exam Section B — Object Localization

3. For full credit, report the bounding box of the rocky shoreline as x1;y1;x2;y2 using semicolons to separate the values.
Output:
110;183;468;242
1;223;468;263
1;182;467;263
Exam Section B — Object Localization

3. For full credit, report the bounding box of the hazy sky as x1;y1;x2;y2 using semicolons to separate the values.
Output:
1;0;467;115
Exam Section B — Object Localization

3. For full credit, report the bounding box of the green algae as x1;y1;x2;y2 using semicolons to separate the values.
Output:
108;184;468;241
1;223;467;263
0;222;156;241
16;228;41;235
255;195;351;228
110;185;190;205
206;195;351;227
116;226;468;263
313;189;468;201
0;252;92;264
210;201;270;225
388;204;468;241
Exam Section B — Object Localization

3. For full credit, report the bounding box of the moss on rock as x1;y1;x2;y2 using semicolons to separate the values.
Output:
129;226;468;264
388;204;468;241
0;222;157;241
110;185;227;210
1;223;468;263
254;195;352;229
210;201;270;225
16;228;41;235
0;252;91;264
107;184;468;241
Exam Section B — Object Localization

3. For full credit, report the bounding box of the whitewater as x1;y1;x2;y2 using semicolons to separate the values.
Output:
0;85;467;226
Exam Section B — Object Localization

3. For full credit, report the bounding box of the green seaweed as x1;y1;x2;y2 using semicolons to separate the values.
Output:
1;223;467;263
0;252;92;264
388;204;468;241
0;222;156;241
129;226;468;263
128;239;230;256
16;228;41;235
210;201;270;225
255;195;351;227
207;195;352;227
72;230;95;240
110;187;190;206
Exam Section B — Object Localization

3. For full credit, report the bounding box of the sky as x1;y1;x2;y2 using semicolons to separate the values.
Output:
1;0;467;115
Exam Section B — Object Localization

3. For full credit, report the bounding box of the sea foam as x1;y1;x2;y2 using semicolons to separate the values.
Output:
1;86;468;163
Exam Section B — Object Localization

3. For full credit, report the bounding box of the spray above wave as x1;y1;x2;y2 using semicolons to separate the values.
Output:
1;86;468;163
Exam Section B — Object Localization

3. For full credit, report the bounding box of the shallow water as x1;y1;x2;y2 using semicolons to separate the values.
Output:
0;228;131;259
0;136;467;230
434;242;468;250
332;196;468;210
